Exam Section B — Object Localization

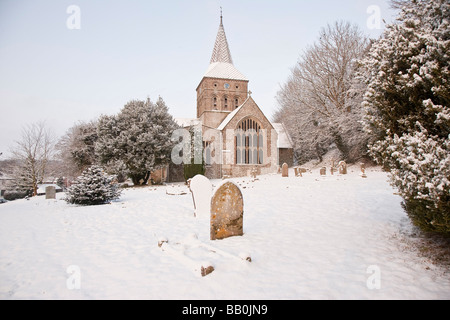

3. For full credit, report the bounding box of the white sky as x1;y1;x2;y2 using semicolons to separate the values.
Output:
0;0;397;158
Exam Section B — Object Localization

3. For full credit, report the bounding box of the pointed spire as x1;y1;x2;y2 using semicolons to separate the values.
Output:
210;9;233;65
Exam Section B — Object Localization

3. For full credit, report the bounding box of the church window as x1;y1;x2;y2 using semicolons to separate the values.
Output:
224;97;228;109
235;98;239;108
235;118;263;165
213;97;217;109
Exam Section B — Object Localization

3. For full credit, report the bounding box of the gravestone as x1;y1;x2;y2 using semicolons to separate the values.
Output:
45;186;56;200
188;175;212;218
338;161;347;175
360;163;367;178
320;167;326;176
210;181;244;240
282;163;289;177
251;167;258;179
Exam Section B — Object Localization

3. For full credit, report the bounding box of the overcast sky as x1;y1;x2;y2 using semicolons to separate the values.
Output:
0;0;397;158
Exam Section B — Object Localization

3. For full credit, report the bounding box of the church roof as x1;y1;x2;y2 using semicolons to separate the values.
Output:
217;101;245;131
272;123;294;149
203;62;248;81
175;118;201;128
202;14;248;82
210;15;233;64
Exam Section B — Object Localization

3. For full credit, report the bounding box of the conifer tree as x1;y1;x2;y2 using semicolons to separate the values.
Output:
95;97;178;185
65;165;121;205
361;0;449;234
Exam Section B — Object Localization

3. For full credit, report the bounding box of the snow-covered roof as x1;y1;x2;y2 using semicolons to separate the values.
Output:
210;16;233;65
37;184;62;194
272;123;294;149
175;118;201;128
201;15;248;82
203;62;248;81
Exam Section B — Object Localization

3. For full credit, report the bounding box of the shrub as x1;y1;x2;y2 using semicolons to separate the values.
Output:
65;165;121;206
184;163;205;182
3;190;31;201
360;0;450;235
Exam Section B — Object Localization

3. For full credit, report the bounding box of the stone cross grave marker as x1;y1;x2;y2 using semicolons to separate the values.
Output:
45;186;56;200
210;181;244;240
188;175;212;218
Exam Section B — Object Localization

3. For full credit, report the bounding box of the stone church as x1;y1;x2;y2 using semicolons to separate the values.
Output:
174;14;293;180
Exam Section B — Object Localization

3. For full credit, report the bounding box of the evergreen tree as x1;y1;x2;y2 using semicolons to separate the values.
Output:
361;0;449;234
65;165;121;205
95;97;179;185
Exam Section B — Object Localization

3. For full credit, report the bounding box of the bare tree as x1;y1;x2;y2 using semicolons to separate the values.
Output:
56;120;98;179
389;0;411;10
9;122;55;196
275;21;370;163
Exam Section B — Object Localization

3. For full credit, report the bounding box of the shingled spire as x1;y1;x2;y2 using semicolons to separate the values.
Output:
210;11;233;65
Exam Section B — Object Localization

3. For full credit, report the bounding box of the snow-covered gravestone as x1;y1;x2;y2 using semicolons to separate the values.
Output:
210;181;244;240
188;175;213;218
320;167;326;176
360;163;367;178
282;163;289;177
45;186;56;200
338;161;347;175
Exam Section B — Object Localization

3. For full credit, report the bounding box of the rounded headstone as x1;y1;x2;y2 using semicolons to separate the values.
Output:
189;175;212;218
282;163;289;177
210;181;244;240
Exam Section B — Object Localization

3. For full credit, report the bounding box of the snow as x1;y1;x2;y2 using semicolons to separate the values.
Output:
174;118;201;128
272;123;294;149
203;62;248;81
36;184;62;195
0;167;449;300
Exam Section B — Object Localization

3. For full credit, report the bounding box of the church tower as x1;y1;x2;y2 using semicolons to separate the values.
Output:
196;14;249;129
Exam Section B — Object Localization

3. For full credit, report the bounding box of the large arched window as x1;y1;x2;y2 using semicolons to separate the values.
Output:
235;118;264;165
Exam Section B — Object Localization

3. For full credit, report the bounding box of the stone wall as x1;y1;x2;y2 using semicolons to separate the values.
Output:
196;77;249;119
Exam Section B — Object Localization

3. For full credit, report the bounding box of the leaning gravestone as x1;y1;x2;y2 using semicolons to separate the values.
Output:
45;186;56;200
188;175;212;218
210;181;244;240
282;163;289;177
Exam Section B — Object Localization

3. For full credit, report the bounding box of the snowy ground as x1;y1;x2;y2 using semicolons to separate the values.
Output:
0;166;449;300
